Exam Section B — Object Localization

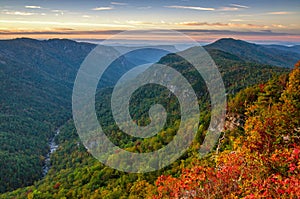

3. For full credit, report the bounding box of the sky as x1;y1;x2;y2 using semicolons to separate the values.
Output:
0;0;300;44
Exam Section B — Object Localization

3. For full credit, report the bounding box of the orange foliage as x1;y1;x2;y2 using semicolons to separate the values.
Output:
153;64;300;198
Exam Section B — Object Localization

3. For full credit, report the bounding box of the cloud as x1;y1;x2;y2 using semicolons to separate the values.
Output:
121;20;272;30
165;5;215;11
1;29;298;39
230;19;245;22
0;29;123;35
53;28;75;31
111;2;128;5
217;4;249;11
267;11;292;15
126;20;155;25
238;14;252;17
2;11;36;16
51;10;65;12
82;15;91;18
121;20;271;30
92;7;113;11
272;24;286;28
25;6;42;9
165;4;249;12
230;4;249;9
219;7;240;11
0;20;133;28
175;21;268;29
176;21;218;26
166;5;248;12
175;29;299;37
137;6;152;9
51;10;66;15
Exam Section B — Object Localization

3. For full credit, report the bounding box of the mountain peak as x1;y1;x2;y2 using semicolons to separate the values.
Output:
46;38;77;43
204;38;299;68
9;37;42;44
210;38;255;47
215;38;239;42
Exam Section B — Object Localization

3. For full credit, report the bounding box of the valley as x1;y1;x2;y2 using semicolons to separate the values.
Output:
0;38;299;198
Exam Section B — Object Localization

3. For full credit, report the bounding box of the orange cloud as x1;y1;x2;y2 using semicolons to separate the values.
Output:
175;22;268;29
267;11;293;15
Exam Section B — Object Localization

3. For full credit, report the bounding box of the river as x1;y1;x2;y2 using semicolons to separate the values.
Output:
42;129;60;176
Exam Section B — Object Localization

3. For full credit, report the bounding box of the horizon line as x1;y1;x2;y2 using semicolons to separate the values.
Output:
1;37;300;46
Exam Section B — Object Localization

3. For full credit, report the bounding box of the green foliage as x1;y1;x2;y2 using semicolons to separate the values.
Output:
0;38;154;193
0;38;293;197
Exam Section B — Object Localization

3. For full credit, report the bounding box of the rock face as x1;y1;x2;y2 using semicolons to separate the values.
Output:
225;113;245;131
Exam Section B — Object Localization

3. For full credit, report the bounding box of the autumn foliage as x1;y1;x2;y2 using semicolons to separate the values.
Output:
154;62;300;198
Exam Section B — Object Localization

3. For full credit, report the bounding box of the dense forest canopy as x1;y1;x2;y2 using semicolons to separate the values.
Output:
0;39;171;193
0;38;299;198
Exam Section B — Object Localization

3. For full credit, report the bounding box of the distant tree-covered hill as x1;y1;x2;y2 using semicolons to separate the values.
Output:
263;44;300;54
205;38;300;68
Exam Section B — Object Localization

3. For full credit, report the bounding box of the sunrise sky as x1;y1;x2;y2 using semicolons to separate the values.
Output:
0;0;299;44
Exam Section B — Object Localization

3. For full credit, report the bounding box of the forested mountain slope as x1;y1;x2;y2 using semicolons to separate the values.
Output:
0;40;294;198
0;38;95;193
155;61;300;198
0;38;171;193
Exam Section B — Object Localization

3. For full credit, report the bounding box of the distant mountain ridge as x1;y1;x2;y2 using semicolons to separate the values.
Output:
205;38;300;68
262;44;300;54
